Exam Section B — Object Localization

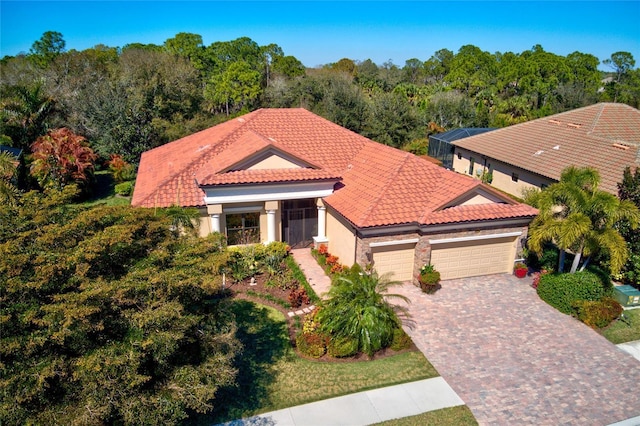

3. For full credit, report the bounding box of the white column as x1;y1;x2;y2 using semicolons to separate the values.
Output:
313;204;329;247
317;205;326;239
266;210;276;243
210;213;221;233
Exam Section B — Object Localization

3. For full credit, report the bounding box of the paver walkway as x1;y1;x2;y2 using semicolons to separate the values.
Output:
394;274;640;425
290;248;331;299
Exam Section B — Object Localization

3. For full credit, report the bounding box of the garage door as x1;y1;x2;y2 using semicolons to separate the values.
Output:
430;235;518;280
372;242;416;281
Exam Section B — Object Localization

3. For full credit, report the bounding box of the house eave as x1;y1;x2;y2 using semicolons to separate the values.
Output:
202;180;339;205
355;216;535;238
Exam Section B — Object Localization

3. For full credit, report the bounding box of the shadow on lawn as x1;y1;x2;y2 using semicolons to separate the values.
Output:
192;299;291;424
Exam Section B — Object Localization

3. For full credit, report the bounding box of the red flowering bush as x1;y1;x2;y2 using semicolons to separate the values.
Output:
318;244;328;255
288;286;310;308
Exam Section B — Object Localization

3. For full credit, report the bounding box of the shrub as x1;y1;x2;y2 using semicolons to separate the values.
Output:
114;181;134;196
537;271;612;315
390;327;412;351
295;332;328;358
107;154;136;183
572;297;623;328
327;336;359;358
288;286;310;308
302;308;321;334
326;255;339;266
419;264;441;293
318;244;328;255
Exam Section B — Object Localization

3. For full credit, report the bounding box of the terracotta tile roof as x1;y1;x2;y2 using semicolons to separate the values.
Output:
451;103;640;194
133;108;537;228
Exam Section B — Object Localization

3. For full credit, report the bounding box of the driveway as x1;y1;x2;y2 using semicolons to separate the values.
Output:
395;274;640;425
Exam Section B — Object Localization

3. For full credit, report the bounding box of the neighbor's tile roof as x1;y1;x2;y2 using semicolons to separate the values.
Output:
451;103;640;194
133;108;537;228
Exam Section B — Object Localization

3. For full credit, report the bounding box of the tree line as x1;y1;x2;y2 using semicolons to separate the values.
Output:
1;31;638;170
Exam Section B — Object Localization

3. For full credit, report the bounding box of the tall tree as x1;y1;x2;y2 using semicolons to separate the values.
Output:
365;92;419;147
29;31;66;68
528;166;640;274
205;61;261;115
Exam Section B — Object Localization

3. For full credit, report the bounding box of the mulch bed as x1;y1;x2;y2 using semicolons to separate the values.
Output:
224;273;419;362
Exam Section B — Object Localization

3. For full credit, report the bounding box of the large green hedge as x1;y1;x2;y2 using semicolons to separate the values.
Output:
536;270;612;315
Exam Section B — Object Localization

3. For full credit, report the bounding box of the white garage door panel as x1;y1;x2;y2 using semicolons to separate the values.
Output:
372;243;415;281
430;236;516;280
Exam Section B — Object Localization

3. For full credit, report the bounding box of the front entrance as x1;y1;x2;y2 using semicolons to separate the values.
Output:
282;199;317;248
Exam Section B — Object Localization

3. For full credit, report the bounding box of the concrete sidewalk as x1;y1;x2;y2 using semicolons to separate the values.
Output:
221;377;464;426
617;339;640;362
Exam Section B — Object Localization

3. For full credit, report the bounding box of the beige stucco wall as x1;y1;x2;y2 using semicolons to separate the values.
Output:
248;155;300;170
453;148;555;198
197;207;212;237
460;193;495;206
326;207;356;266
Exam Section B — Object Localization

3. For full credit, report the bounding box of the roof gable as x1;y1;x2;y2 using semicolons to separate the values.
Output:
451;103;640;194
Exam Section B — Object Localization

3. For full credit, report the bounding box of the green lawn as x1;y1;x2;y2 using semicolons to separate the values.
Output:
76;170;131;207
600;308;640;344
200;300;440;424
372;406;478;426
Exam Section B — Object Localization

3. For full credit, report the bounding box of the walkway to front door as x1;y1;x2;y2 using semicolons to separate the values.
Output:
394;275;640;425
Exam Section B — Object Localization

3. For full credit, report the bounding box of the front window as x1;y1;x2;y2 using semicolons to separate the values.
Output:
226;212;260;245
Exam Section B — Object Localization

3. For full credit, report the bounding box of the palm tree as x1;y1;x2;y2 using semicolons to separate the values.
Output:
1;83;56;151
0;151;20;206
528;166;640;274
317;266;410;357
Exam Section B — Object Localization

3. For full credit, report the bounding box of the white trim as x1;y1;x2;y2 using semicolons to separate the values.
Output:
369;238;419;248
204;181;336;205
429;231;522;245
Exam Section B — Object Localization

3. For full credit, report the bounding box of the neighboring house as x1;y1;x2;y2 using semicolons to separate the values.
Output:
451;103;640;197
133;109;537;281
428;128;495;169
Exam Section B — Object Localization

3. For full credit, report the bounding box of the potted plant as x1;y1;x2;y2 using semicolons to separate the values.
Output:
419;264;441;294
514;262;528;278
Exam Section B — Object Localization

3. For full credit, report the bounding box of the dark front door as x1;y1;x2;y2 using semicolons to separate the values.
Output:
282;199;317;248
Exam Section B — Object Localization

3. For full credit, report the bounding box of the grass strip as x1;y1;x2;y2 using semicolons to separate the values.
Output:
600;308;640;344
246;289;291;309
285;255;321;303
371;405;478;426
264;350;438;412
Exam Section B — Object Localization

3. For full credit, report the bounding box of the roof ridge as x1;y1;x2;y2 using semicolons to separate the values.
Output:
357;148;412;224
585;102;606;134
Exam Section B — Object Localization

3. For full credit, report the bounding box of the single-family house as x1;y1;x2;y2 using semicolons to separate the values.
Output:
451;103;640;197
427;128;495;169
132;109;537;281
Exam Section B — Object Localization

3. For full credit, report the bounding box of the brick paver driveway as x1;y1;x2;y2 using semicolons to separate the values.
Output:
395;274;640;425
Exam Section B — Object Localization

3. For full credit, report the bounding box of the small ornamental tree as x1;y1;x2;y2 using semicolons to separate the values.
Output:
30;128;97;191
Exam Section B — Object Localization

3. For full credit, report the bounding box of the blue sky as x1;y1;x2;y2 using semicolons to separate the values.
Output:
1;1;639;68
